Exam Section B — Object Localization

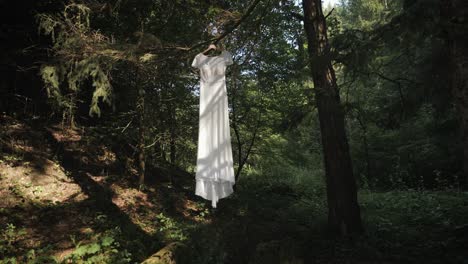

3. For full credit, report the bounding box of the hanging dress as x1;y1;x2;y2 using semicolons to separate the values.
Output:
191;50;235;208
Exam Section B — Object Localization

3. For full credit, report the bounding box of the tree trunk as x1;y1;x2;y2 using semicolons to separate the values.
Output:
170;102;177;166
440;0;468;188
356;112;372;187
302;0;363;235
136;66;146;186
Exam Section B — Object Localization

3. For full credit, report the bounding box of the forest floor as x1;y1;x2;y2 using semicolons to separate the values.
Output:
1;114;467;264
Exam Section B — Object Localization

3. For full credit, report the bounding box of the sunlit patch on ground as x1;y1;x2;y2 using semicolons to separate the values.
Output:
0;162;87;207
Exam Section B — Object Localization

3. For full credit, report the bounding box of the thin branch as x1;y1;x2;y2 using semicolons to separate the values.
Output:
325;8;335;19
120;119;133;133
236;112;261;180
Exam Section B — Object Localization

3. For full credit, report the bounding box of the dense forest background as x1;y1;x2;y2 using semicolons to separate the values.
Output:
1;0;467;263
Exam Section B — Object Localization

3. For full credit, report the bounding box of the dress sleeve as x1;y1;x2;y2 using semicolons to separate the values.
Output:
191;53;201;68
223;51;233;66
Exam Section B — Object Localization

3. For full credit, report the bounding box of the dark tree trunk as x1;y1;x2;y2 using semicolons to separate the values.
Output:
136;67;146;186
170;125;176;164
302;0;363;235
356;112;372;187
153;83;164;162
440;0;468;188
169;100;177;165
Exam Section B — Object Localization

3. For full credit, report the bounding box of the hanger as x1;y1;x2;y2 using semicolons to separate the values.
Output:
202;44;218;55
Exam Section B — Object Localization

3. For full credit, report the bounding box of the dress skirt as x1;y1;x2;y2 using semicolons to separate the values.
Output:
195;78;235;208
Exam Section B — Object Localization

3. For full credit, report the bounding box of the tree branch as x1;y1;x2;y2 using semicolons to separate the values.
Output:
188;0;263;51
325;8;335;19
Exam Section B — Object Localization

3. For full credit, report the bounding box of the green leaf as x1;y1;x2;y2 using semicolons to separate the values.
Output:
87;243;101;254
101;236;114;247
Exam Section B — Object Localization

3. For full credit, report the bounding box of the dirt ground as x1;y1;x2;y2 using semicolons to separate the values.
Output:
0;115;208;261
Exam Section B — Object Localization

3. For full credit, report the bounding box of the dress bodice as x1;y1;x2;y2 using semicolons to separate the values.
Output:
192;50;233;83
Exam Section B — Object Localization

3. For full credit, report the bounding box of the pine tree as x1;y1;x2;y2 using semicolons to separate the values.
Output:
302;0;363;235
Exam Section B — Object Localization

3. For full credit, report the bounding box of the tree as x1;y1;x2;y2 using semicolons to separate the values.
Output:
440;0;468;188
302;0;363;235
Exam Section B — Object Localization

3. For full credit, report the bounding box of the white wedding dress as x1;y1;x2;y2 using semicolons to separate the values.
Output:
192;50;235;208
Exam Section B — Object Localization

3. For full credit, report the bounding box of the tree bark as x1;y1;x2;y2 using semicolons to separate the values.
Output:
136;66;146;186
302;0;363;235
440;0;468;188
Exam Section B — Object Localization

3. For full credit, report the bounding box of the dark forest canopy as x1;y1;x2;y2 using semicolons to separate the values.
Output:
0;0;467;263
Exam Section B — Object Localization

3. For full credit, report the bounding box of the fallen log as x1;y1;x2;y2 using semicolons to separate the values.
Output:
141;242;190;264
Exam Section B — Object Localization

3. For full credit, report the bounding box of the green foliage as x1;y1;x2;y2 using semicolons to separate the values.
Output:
358;190;468;262
0;223;27;257
155;212;191;242
71;59;113;118
328;0;463;189
0;226;131;263
62;230;132;264
37;3;114;123
40;65;62;101
338;0;400;30
188;181;468;263
37;4;91;50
